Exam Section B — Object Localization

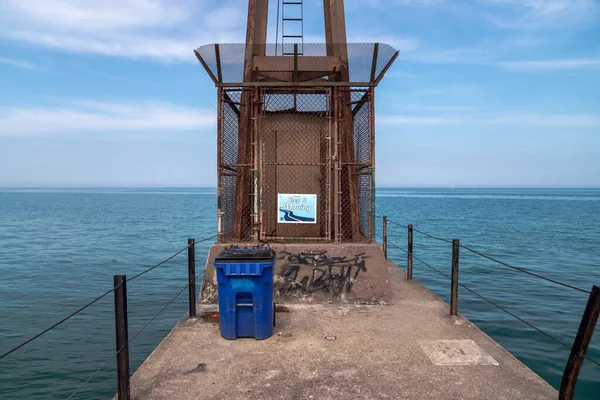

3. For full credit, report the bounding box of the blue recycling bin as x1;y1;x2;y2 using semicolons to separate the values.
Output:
213;247;276;340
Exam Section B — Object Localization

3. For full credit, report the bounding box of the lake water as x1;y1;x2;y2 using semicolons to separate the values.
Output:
0;188;599;399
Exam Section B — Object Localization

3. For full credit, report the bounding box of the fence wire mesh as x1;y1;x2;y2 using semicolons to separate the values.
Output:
260;90;330;240
219;89;243;240
218;87;375;242
196;43;397;84
352;89;375;241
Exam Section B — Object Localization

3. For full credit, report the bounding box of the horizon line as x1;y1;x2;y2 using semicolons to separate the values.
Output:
1;186;599;190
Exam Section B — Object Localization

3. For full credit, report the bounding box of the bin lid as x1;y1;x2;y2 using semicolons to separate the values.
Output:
214;247;276;263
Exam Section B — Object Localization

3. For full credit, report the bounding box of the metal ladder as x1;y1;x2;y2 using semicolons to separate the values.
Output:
281;0;304;55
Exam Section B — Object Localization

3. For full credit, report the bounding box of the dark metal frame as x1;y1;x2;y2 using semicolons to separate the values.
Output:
215;85;376;243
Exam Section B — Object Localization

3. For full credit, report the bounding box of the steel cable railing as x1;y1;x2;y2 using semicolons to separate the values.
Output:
66;270;207;399
379;216;590;295
128;235;216;282
377;215;452;243
0;234;216;361
65;346;125;400
0;285;119;361
129;270;206;345
385;237;600;370
458;243;590;294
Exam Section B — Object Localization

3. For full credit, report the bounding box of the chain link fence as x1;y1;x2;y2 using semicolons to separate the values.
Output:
260;90;331;241
352;88;375;242
204;42;395;243
217;87;374;243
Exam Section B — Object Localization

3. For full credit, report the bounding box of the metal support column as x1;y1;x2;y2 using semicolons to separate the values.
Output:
113;275;130;400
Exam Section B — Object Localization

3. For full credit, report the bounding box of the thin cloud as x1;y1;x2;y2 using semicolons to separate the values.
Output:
0;57;36;69
354;0;446;7
399;105;478;112
409;84;481;97
401;46;600;72
379;113;600;127
0;0;245;62
499;58;600;71
402;47;493;64
484;0;600;30
379;115;459;126
0;101;215;136
347;35;420;52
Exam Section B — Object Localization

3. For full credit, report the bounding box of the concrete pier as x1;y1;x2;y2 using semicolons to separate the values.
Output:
128;249;556;399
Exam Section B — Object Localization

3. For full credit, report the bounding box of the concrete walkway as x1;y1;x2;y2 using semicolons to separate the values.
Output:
129;260;557;399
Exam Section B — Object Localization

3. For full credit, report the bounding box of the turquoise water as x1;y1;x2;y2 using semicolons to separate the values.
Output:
0;188;599;398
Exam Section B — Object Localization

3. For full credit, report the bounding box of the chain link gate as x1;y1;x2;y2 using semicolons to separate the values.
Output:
259;89;332;241
217;87;375;243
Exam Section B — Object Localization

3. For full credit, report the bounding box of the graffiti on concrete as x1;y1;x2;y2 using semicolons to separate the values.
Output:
277;249;368;300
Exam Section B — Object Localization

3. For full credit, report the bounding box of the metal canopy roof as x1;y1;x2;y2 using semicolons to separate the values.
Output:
195;43;398;87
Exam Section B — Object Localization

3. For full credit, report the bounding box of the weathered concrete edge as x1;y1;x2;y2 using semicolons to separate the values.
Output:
126;253;557;397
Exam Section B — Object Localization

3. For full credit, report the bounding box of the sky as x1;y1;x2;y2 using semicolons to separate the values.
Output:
0;0;599;188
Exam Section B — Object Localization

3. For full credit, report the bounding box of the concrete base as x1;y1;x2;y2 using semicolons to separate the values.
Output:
129;260;556;399
200;243;391;305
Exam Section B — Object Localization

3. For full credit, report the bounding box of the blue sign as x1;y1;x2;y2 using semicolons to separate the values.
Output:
278;194;317;224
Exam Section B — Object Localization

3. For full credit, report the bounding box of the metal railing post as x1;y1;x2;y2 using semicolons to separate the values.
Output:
382;216;387;259
560;285;600;400
113;275;130;400
451;240;460;316
188;238;196;319
407;224;413;280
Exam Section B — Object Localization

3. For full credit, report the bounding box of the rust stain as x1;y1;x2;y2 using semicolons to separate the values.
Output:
200;312;220;324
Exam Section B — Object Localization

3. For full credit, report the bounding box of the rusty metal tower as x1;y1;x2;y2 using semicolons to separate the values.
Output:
195;0;398;243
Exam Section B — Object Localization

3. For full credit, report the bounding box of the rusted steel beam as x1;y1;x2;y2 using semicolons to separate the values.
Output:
340;88;360;241
256;71;337;82
188;239;196;319
242;0;257;81
222;163;253;168
370;43;379;83
323;0;349;79
451;239;460;316
215;44;223;83
263;236;330;241
407;225;413;280
223;98;242;105
252;87;260;240
374;50;400;84
559;285;600;400
263;162;327;166
293;44;298;83
262;87;329;95
233;90;252;240
222;91;241;117
333;87;341;242
113;275;130;400
194;50;218;84
254;56;339;72
243;0;269;82
217;88;224;242
351;90;369;117
382;216;388;259
235;0;268;240
218;82;374;87
323;0;333;56
326;87;333;241
324;2;357;242
369;86;375;240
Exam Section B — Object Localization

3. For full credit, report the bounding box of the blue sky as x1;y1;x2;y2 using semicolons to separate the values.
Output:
0;0;599;188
